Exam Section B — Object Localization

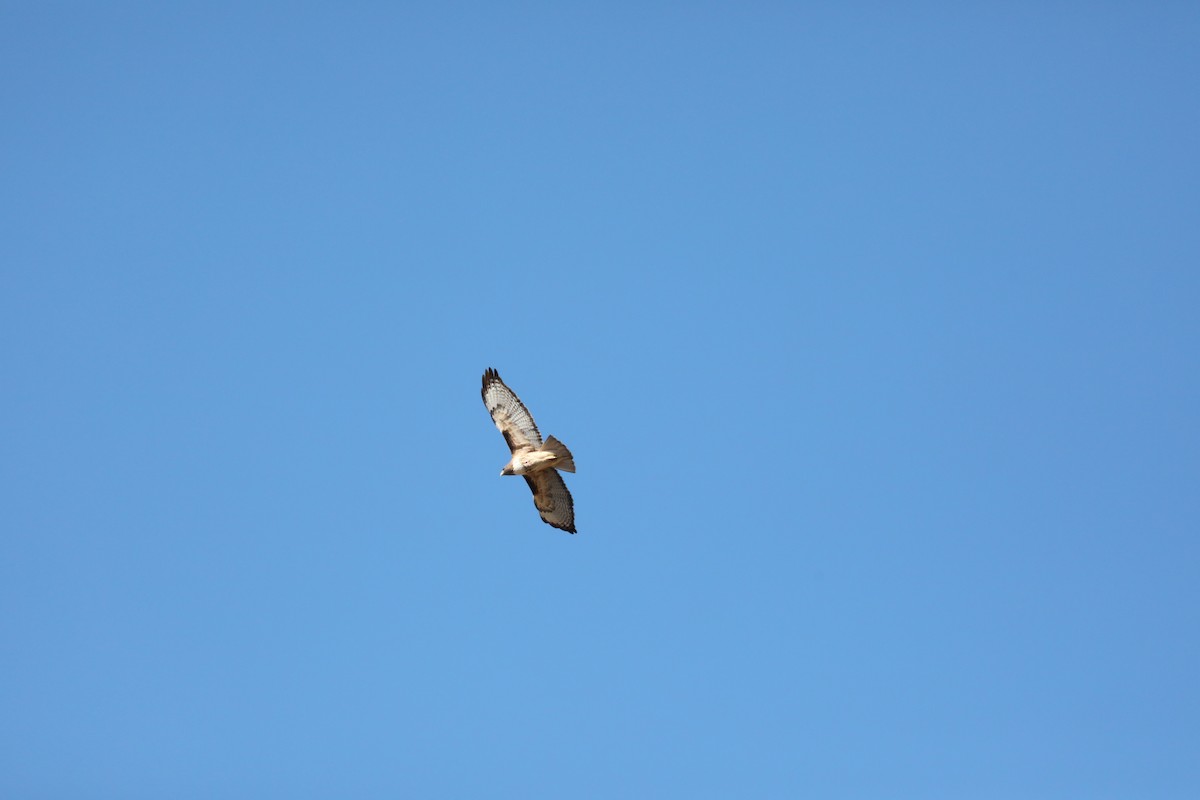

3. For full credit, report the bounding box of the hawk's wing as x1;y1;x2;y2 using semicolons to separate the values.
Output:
524;470;576;533
482;368;542;453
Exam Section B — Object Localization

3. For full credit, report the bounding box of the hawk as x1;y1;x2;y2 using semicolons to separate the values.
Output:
481;367;576;533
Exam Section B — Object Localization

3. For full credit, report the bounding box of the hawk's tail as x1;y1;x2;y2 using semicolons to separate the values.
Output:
541;435;575;473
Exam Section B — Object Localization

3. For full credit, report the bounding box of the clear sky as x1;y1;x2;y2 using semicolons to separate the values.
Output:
2;3;1197;797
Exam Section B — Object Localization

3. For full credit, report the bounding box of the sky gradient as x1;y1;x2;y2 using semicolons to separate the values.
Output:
2;3;1198;797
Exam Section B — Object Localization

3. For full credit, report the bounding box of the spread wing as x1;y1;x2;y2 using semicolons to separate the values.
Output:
481;368;542;453
524;470;576;533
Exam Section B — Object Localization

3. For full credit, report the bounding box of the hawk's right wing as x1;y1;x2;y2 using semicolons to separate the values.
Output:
524;469;576;534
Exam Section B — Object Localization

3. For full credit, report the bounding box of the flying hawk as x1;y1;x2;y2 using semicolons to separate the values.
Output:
481;367;576;533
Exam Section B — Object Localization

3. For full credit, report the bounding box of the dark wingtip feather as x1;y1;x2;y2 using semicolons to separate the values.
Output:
481;367;500;399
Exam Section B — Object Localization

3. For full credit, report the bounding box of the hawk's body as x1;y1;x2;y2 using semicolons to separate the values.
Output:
504;447;564;476
481;368;577;533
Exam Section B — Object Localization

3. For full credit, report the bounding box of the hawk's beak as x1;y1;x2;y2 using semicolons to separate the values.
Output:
500;467;511;476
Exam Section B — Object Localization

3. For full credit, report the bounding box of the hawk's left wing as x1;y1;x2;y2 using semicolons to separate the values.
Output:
524;470;576;534
482;368;542;454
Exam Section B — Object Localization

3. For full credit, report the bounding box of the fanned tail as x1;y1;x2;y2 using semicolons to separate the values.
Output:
540;435;575;473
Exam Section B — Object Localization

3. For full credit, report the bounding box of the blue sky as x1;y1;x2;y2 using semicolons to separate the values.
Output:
2;3;1198;797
